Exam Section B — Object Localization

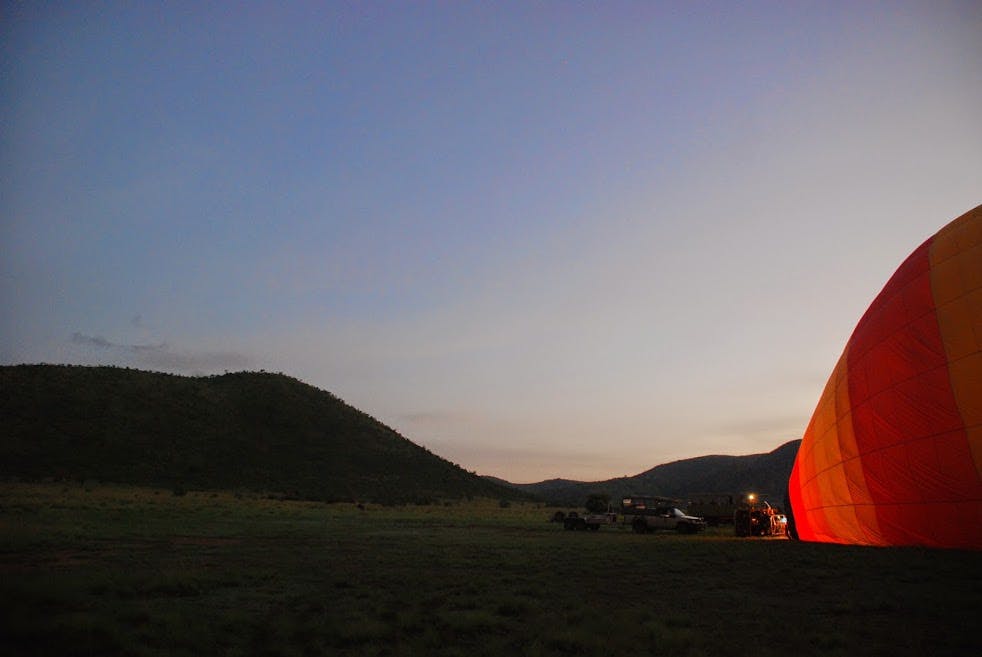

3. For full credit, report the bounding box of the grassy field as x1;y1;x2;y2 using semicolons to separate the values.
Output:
1;483;979;657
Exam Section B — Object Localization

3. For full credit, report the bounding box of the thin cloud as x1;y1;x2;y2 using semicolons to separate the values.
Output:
70;332;250;374
400;411;478;427
71;332;115;349
714;415;808;438
136;347;250;373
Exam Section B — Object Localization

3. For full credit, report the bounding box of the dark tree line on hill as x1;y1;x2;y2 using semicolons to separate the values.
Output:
1;364;800;508
0;364;525;504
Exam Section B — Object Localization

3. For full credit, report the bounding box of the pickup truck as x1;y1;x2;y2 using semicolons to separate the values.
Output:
629;506;707;534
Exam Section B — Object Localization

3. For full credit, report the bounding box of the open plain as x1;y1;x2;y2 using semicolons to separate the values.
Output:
1;483;979;657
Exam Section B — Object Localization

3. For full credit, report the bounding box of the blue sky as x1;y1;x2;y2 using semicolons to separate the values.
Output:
2;2;980;482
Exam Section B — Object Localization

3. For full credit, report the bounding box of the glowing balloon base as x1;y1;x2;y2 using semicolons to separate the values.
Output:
788;205;982;549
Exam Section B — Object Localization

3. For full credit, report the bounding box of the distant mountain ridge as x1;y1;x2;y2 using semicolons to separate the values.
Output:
492;440;801;506
0;364;523;503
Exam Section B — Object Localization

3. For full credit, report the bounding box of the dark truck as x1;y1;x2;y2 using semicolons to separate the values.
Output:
687;492;788;536
685;493;742;526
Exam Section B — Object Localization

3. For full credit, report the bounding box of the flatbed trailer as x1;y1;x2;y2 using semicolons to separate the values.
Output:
563;511;618;531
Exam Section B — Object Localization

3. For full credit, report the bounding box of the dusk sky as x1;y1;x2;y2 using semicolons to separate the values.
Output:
2;2;980;482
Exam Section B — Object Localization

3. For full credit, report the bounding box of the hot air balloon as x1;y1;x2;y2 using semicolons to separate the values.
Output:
788;204;981;548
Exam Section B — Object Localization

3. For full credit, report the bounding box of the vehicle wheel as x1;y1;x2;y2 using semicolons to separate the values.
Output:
677;523;695;534
632;518;647;534
588;524;600;531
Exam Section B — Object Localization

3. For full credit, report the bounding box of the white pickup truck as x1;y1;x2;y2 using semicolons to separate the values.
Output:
628;506;707;534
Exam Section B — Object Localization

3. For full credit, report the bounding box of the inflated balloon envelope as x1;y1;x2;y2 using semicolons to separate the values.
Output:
788;204;982;549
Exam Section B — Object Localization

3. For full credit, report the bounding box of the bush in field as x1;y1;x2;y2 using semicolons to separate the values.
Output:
585;493;610;513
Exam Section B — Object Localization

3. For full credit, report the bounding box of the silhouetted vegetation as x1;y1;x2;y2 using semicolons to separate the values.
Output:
0;364;525;504
584;493;610;512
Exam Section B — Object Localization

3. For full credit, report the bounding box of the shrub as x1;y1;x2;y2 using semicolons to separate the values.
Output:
585;493;610;513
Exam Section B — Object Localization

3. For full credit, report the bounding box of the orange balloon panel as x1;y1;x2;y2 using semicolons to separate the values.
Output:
789;205;982;549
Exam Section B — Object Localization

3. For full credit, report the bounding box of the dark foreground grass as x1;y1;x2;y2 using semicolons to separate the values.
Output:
1;484;979;657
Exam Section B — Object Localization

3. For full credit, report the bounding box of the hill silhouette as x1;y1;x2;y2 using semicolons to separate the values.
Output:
0;364;523;503
495;440;801;506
